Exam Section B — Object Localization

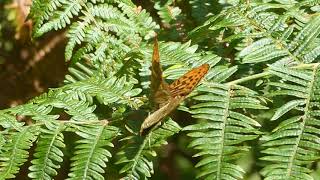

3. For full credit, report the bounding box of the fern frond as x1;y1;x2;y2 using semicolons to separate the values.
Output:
189;3;320;65
154;0;181;24
36;75;143;112
118;1;158;39
0;73;141;179
116;119;181;179
33;90;98;122
28;121;66;179
64;62;96;84
240;12;320;64
35;0;82;37
0;126;40;179
29;0;157;64
260;64;320;179
184;83;265;179
0;112;24;131
68;124;119;180
65;3;135;61
29;0;64;31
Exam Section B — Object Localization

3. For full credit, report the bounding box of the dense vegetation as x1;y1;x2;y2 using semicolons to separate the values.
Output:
0;0;320;179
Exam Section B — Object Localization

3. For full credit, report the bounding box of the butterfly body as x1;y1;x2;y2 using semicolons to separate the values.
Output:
140;38;209;134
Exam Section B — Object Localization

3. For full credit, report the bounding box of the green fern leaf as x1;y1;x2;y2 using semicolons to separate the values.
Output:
261;65;320;179
28;121;66;179
0;112;24;131
154;0;181;24
190;3;320;64
184;83;264;179
67;124;119;180
0;126;40;179
116;119;181;179
35;1;83;37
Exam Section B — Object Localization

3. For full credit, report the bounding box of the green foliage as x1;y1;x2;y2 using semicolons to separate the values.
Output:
29;122;65;179
0;126;40;179
68;124;119;179
154;0;181;24
116;119;181;179
260;65;320;179
184;83;265;179
189;0;216;24
1;0;320;179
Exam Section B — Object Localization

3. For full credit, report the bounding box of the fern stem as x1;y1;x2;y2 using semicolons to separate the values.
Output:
227;72;270;85
293;63;320;69
216;86;231;179
129;123;160;177
130;134;148;176
226;63;320;85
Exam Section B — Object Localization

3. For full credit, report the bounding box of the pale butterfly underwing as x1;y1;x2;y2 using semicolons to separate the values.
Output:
140;37;209;134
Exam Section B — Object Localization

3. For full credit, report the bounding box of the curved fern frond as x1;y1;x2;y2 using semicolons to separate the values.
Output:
260;64;320;179
65;3;137;62
118;1;158;37
30;0;157;65
35;0;82;37
33;90;99;122
35;75;143;113
116;119;181;179
184;82;265;179
154;0;181;24
64;62;97;84
190;3;320;65
0;74;138;179
68;124;119;180
28;121;66;179
0;112;24;131
240;15;320;64
0;126;40;179
29;0;64;32
64;76;142;109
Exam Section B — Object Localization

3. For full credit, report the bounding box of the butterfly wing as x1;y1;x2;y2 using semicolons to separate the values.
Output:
140;96;185;135
140;64;209;134
169;64;209;97
150;37;162;90
150;37;171;108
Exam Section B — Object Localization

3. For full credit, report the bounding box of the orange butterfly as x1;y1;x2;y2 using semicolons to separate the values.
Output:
140;38;209;134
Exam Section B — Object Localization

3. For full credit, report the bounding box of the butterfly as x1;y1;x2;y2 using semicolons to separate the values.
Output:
140;37;209;134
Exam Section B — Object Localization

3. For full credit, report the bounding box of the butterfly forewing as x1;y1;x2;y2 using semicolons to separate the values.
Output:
150;37;171;108
169;64;209;97
150;37;162;87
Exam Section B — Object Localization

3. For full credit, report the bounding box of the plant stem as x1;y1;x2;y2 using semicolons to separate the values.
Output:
226;72;270;85
226;63;320;85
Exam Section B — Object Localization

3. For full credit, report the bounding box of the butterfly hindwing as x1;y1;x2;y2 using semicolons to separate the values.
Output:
140;96;185;134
